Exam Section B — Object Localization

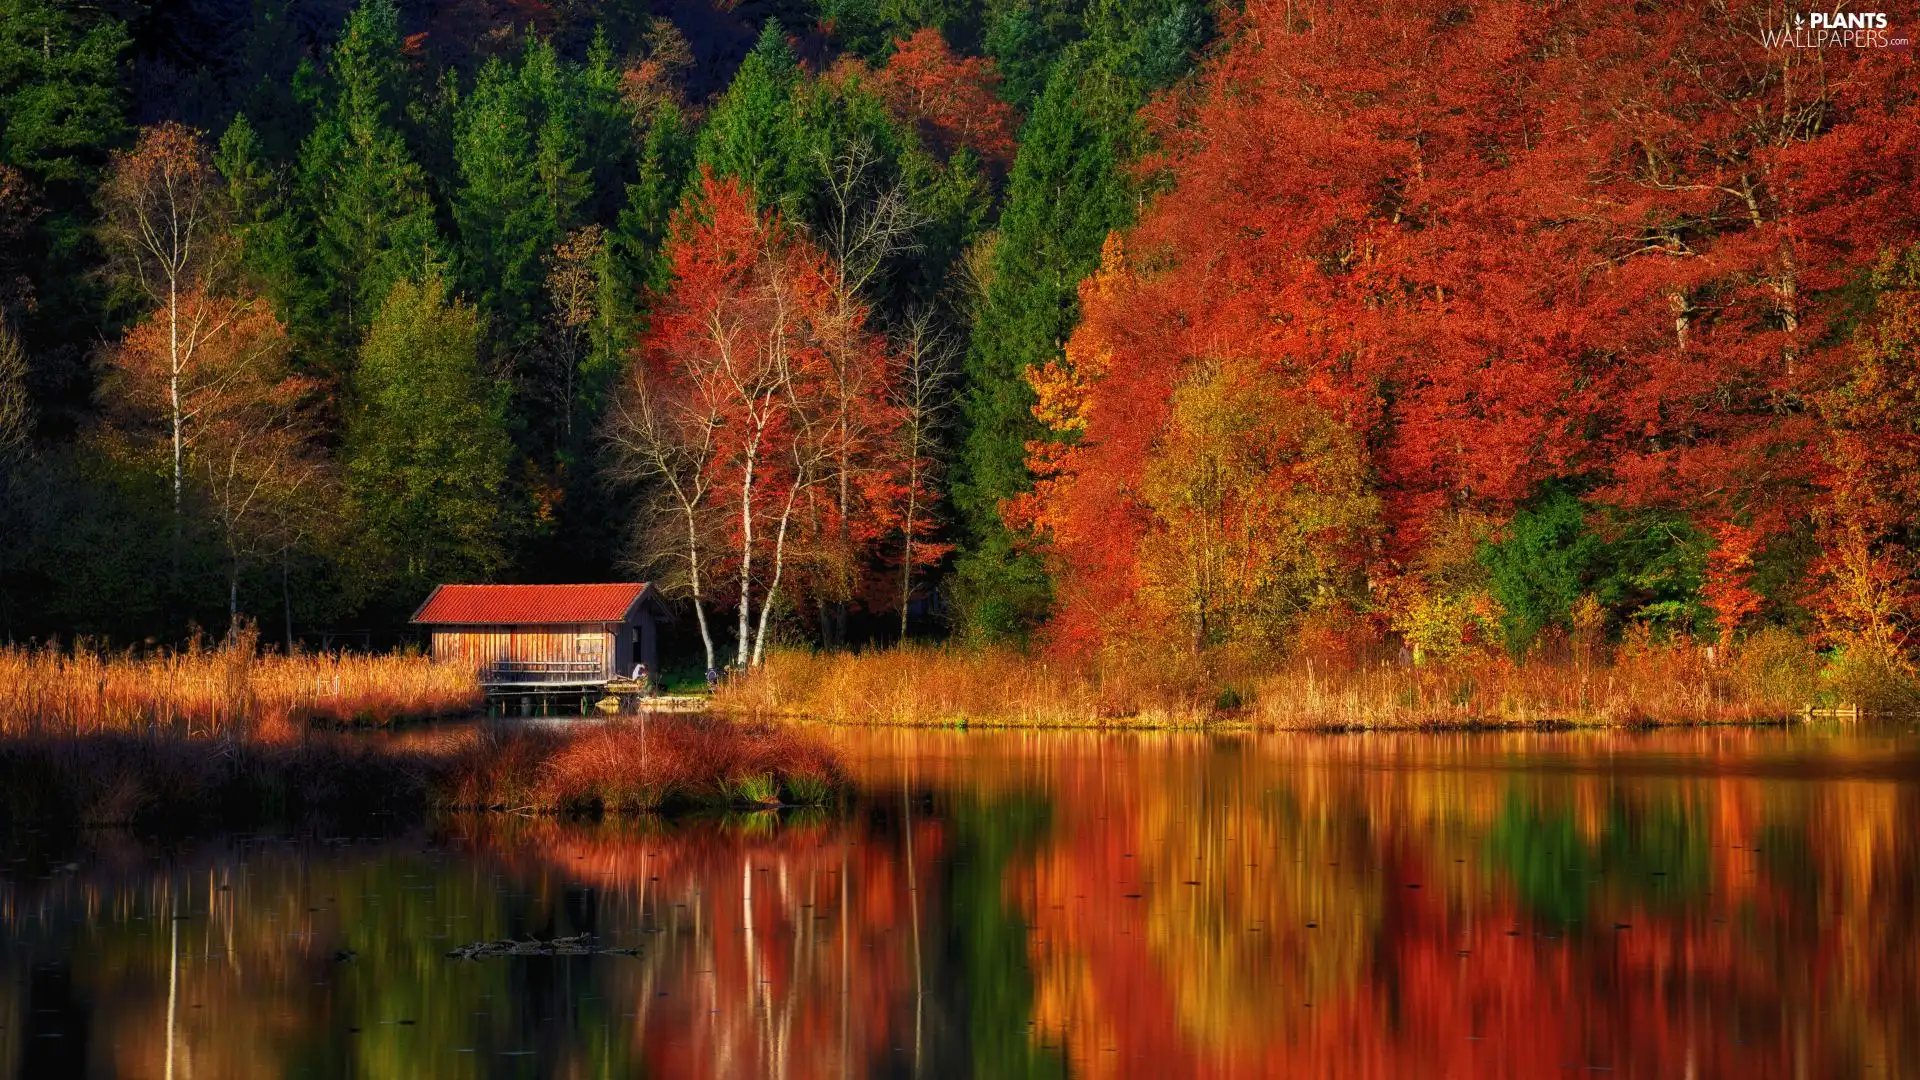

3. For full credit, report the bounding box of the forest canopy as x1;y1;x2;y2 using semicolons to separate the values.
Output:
0;0;1915;684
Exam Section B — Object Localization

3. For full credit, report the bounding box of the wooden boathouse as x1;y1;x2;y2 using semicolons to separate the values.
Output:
411;583;673;691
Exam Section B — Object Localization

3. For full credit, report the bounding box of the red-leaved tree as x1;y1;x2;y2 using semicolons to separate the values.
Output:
1024;0;1920;653
833;29;1019;172
613;174;918;667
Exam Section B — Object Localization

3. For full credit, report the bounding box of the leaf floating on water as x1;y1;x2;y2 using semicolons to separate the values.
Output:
446;934;640;960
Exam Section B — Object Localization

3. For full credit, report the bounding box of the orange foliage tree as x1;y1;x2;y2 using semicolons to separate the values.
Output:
1816;244;1920;665
99;291;327;630
855;29;1019;171
97;122;232;527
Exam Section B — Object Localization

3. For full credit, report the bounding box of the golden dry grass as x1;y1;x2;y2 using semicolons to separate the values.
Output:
0;631;481;736
717;637;1823;729
717;645;1210;727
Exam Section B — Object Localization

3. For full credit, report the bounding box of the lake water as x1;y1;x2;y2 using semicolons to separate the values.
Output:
3;724;1918;1078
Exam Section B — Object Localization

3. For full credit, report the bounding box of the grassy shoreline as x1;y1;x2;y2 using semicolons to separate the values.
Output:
0;633;1902;828
716;637;1908;730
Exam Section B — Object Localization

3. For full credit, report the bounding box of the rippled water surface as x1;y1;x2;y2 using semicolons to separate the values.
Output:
4;724;1920;1078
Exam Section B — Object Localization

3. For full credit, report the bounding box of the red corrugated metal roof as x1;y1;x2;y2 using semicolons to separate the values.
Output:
411;583;653;625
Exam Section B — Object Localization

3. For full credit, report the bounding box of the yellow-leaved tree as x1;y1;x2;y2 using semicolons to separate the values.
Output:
1136;357;1379;653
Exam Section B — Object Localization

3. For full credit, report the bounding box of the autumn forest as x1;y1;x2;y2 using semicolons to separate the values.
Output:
0;0;1916;697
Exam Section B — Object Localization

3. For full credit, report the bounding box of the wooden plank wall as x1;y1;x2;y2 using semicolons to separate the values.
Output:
430;624;618;682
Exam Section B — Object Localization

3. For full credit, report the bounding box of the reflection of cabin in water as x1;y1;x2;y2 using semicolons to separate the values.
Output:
411;583;673;688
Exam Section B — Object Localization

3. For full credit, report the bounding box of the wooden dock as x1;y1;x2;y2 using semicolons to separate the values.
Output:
602;679;711;712
486;677;711;717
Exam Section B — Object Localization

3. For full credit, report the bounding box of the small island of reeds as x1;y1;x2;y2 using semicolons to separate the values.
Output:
0;636;843;827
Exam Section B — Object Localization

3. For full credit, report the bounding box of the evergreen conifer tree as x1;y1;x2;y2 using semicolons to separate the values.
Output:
617;101;695;290
298;0;439;353
453;39;596;352
694;20;803;209
0;0;128;191
951;55;1138;638
216;115;312;344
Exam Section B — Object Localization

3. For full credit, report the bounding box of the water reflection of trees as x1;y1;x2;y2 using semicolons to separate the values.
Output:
0;808;952;1079
2;729;1920;1078
847;728;1920;1079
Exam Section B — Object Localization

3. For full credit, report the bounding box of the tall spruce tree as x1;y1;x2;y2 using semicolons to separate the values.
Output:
814;0;983;59
216;115;313;348
453;38;602;353
1;0;129;392
951;55;1139;639
452;55;547;348
298;0;439;356
980;0;1203;107
578;30;635;225
981;0;1073;107
616;100;696;290
694;20;804;209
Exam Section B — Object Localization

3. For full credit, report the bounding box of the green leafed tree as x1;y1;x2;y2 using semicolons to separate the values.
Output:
816;0;983;60
578;29;636;225
452;56;547;347
980;0;1073;107
0;0;128;390
347;273;513;605
453;38;608;355
979;0;1205;108
1079;0;1206;91
1478;490;1606;654
951;55;1139;639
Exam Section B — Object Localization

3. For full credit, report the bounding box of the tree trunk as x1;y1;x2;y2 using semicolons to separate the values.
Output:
735;443;758;670
281;549;294;653
683;506;717;672
752;482;803;667
169;281;182;520
899;457;918;642
169;282;184;615
826;433;851;650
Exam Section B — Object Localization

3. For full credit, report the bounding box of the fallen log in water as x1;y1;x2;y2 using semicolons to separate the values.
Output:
445;933;640;960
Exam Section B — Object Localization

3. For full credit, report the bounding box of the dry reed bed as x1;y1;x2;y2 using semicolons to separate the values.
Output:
433;720;843;812
0;717;844;825
718;642;1816;729
0;634;481;735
